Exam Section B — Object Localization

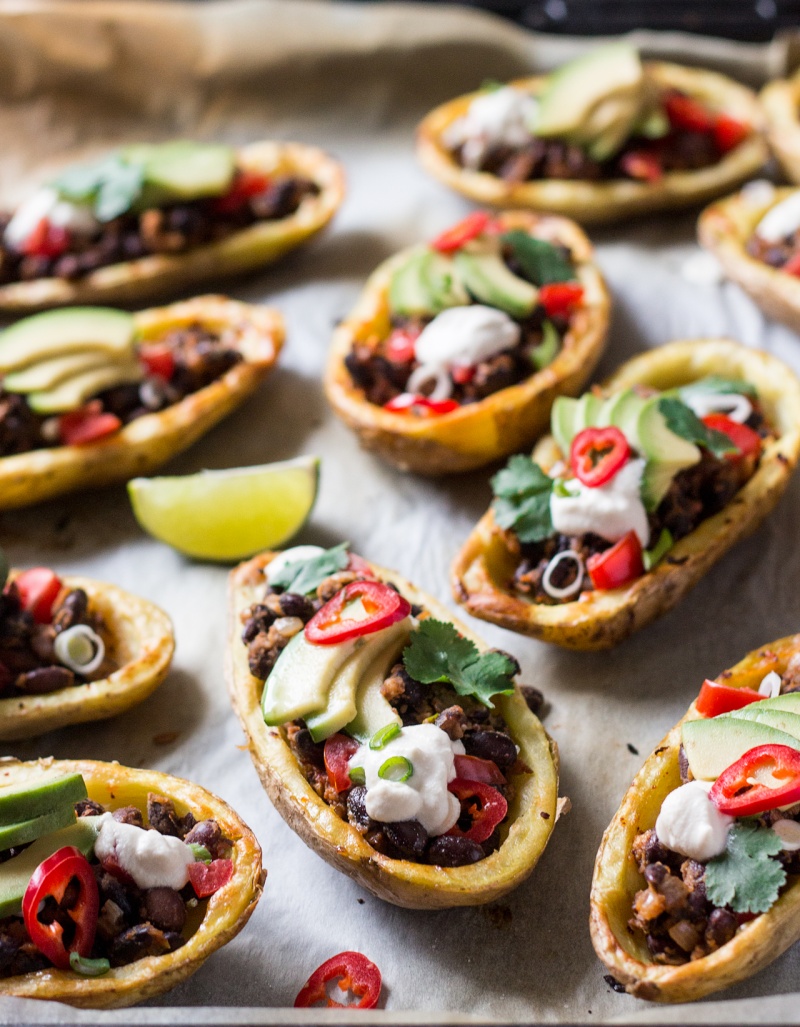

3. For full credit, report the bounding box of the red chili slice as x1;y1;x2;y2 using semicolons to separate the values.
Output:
709;744;800;817
586;531;644;591
58;402;123;447
665;92;715;133
294;950;382;1009
695;679;765;718
212;170;271;214
447;777;508;844
783;252;800;277
384;328;419;364
430;211;493;253
451;364;475;385
619;150;664;183
570;426;630;488
713;114;749;153
187;858;234;898
138;343;176;382
383;394;459;417
13;568;63;624
539;282;584;318
305;580;411;646
21;218;71;258
701;413;762;460
324;733;361;792
346;553;376;578
453;754;506;785
22;846;99;970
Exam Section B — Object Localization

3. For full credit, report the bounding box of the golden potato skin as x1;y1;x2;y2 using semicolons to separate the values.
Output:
417;63;767;224
324;210;610;474
452;338;800;650
0;294;284;510
760;75;800;184
226;553;560;908
0;141;345;311
0;758;265;1008
590;634;800;1002
699;185;800;333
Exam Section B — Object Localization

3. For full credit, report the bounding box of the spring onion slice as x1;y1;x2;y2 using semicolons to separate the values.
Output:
643;528;674;571
349;766;366;786
69;952;110;977
188;843;212;864
541;550;584;600
378;756;413;783
54;624;105;674
369;723;402;751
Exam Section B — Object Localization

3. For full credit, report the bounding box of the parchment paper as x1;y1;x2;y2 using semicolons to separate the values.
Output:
0;2;799;1022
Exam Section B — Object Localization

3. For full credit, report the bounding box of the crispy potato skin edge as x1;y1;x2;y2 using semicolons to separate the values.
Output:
416;63;768;224
324;210;610;474
0;758;264;1008
590;634;800;1002
451;338;800;650
226;553;561;908
760;76;800;184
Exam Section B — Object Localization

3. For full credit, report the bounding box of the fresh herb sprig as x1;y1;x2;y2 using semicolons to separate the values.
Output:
705;821;786;915
491;455;554;543
501;231;576;286
658;397;737;460
678;375;757;400
269;542;349;596
52;155;146;222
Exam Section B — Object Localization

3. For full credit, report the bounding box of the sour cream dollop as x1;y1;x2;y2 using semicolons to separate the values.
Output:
350;723;464;836
93;813;196;890
655;781;733;863
442;86;538;169
265;545;325;586
4;187;99;251
755;192;800;243
550;457;650;549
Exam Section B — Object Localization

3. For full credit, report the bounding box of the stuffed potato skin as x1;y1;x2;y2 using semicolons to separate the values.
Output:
226;552;560;909
0;294;283;510
0;757;264;1008
417;63;767;225
452;338;800;650
760;75;800;184
0;573;173;741
324;211;610;475
590;634;800;1002
0;141;345;311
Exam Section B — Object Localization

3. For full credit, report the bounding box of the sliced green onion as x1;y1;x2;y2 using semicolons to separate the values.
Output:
69;952;110;977
348;766;366;786
643;528;674;571
54;624;105;674
188;843;212;864
530;319;560;371
369;723;401;751
378;756;413;783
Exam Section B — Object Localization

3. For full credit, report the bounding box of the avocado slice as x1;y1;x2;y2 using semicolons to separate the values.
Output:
125;141;236;204
388;249;469;317
682;716;800;781
4;351;113;394
27;359;144;414
0;771;86;827
634;398;701;510
453;250;538;319
0;818;99;918
733;693;800;716
0;308;136;374
729;708;800;742
551;396;579;456
608;390;647;449
342;634;407;744
0;804;78;853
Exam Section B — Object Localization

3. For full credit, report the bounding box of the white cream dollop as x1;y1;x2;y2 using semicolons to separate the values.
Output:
4;187;99;251
93;813;196;890
350;723;464;836
442;86;538;169
550;458;650;549
755;192;800;243
265;546;326;586
655;781;733;862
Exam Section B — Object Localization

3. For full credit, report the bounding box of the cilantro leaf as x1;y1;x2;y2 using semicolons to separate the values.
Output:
678;375;757;400
402;619;516;708
269;542;350;596
658;397;737;460
501;230;576;286
52;155;145;222
705;822;786;914
491;455;554;543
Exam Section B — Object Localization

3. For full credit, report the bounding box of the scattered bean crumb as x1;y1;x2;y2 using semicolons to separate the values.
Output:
654;747;667;756
153;731;179;746
604;975;626;994
626;743;639;755
483;903;512;928
540;811;550;819
357;898;365;905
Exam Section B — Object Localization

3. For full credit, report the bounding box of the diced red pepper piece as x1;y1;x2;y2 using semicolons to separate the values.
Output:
665;92;715;133
305;580;411;646
383;394;460;417
58;402;122;447
539;282;585;318
570;426;630;488
431;211;492;253
783;253;800;277
709;745;800;817
384;328;419;364
22;847;98;970
701;414;762;461
713;114;749;154
453;754;506;785
324;733;361;793
695;678;765;718
212;170;271;214
586;531;644;591
451;364;475;385
138;343;175;382
447;778;508;844
21;218;71;259
13;568;63;624
187;858;234;898
346;553;377;579
619;150;664;183
294;951;382;1009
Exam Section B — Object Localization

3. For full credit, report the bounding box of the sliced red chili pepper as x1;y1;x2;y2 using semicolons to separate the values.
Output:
695;679;764;718
212;170;271;214
383;394;460;417
187;858;234;898
539;281;585;318
324;733;361;792
713;114;749;154
701;413;762;461
22;846;99;970
451;364;475;385
665;92;715;133
346;553;376;578
783;252;800;277
570;426;630;488
619;150;664;183
138;343;175;382
431;211;492;253
447;777;508;844
586;531;644;591
58;402;122;447
454;754;506;785
305;580;411;646
384;328;419;364
710;744;800;817
294;950;382;1009
21;218;71;259
14;568;63;624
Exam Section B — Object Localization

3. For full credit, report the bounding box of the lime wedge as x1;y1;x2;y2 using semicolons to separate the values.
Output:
127;457;320;561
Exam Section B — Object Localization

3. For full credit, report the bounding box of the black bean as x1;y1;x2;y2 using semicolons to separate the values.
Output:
143;887;186;933
273;592;314;621
347;786;371;830
705;908;737;948
519;685;544;716
293;728;326;770
16;666;75;694
644;862;668;886
463;730;517;770
434;706;467;741
383;820;427;859
184;819;232;860
53;589;89;631
427;835;484;867
112;806;144;828
109;923;171;967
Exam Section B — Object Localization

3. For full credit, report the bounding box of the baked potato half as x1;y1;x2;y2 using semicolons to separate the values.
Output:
0;141;344;311
226;552;561;909
417;63;767;225
452;338;800;650
324;210;609;475
760;73;800;184
698;184;800;333
0;757;264;1008
0;572;173;741
590;633;800;1002
0;294;283;509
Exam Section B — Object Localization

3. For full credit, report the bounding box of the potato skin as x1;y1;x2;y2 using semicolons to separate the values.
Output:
590;634;800;1002
698;184;800;333
452;338;800;650
0;294;284;510
417;63;767;224
760;75;800;184
0;141;345;311
324;210;610;474
226;553;561;909
0;757;265;1008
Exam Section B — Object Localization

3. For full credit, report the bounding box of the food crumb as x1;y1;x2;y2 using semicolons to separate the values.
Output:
540;811;550;819
153;731;179;745
627;743;639;755
483;903;512;928
357;898;365;905
604;974;626;994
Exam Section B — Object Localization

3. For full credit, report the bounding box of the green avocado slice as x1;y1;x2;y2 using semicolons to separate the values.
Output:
682;716;800;781
0;308;135;374
0;804;78;852
0;772;87;827
27;359;144;414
